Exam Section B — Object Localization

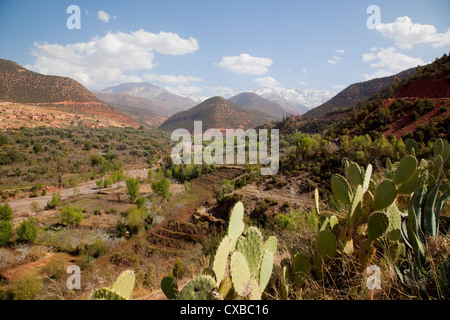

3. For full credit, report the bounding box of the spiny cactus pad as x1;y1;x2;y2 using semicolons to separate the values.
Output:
362;190;374;218
405;139;419;155
433;155;443;180
331;174;352;205
111;270;136;300
236;227;263;276
92;287;127;300
397;167;428;194
329;215;339;231
218;276;234;300
347;161;363;187
230;251;251;297
339;226;354;254
259;249;274;291
177;275;218;300
372;180;397;210
386;204;402;242
393;155;417;184
161;276;178;300
314;188;320;215
368;212;390;241
348;185;363;227
293;253;310;287
434;138;444;158
228;202;245;250
263;236;277;254
213;236;230;284
316;230;337;260
363;164;373;193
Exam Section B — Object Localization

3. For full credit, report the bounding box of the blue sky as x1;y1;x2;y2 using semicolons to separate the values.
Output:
0;0;449;97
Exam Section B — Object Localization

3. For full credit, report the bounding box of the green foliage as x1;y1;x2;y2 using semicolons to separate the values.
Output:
0;220;13;246
61;206;83;226
11;275;43;300
126;177;140;202
151;178;170;199
47;192;62;209
0;203;13;221
16;218;38;242
172;258;185;280
125;206;148;235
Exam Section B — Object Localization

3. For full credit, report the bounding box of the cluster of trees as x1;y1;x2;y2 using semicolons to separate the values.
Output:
0;204;39;246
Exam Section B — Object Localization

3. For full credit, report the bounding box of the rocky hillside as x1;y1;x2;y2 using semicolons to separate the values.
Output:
304;68;415;119
228;92;288;120
158;96;275;133
0;59;138;127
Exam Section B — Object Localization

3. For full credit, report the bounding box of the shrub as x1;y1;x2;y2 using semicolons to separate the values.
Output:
136;197;146;209
11;275;43;300
172;258;185;279
61;206;83;226
151;178;170;200
126;178;140;202
0;220;13;246
125;207;147;235
0;203;13;221
16;218;39;243
216;180;234;203
47;192;62;209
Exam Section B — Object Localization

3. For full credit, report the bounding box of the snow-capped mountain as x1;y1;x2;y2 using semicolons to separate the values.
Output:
250;87;336;115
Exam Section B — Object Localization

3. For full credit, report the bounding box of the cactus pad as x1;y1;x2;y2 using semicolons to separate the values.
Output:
363;164;373;193
346;161;363;187
331;174;352;204
316;230;336;261
264;236;277;254
293;253;310;287
393;155;417;184
386;204;402;242
92;287;127;300
213;236;230;284
433;155;443;180
339;226;354;254
397;166;428;195
259;249;274;291
218;276;234;300
372;180;397;210
434;138;444;158
348;185;364;227
314;188;320;215
230;251;251;297
368;212;389;241
161;276;178;300
228;202;245;250
236;227;263;276
329;215;339;231
362;190;374;218
177;275;218;300
405;139;419;155
111;270;136;300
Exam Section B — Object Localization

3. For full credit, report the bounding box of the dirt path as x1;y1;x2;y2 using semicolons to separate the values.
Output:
7;168;149;219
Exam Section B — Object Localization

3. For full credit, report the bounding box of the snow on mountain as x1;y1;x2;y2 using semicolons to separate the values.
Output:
250;87;336;114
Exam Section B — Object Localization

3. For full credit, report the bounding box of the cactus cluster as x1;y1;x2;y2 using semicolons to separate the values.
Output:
92;270;136;300
161;201;277;300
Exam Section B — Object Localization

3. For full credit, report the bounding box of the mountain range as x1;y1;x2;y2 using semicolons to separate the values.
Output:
158;96;276;133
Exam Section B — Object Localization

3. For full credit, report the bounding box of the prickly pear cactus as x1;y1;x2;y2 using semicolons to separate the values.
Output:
339;226;354;254
393;155;417;184
259;249;274;291
362;164;373;193
92;287;127;300
293;253;310;287
367;212;390;241
397;160;428;194
230;251;251;297
372;180;397;210
346;161;363;187
236;227;264;276
316;230;337;261
228;202;245;250
218;276;234;300
161;276;178;300
93;269;136;300
386;204;402;242
331;174;352;204
177;275;219;300
213;236;231;284
264;236;277;254
348;185;364;227
405;139;419;155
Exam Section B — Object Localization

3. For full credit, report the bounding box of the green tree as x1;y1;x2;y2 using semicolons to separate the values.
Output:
16;218;39;243
61;206;83;226
0;220;13;246
0;204;13;221
126;178;140;202
151;178;171;199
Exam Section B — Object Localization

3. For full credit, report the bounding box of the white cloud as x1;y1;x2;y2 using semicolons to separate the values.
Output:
298;81;308;85
253;76;279;87
216;53;273;75
302;68;308;74
143;74;202;85
361;47;425;80
98;10;111;23
375;16;450;49
328;56;341;64
332;84;346;89
26;29;199;89
335;49;345;54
